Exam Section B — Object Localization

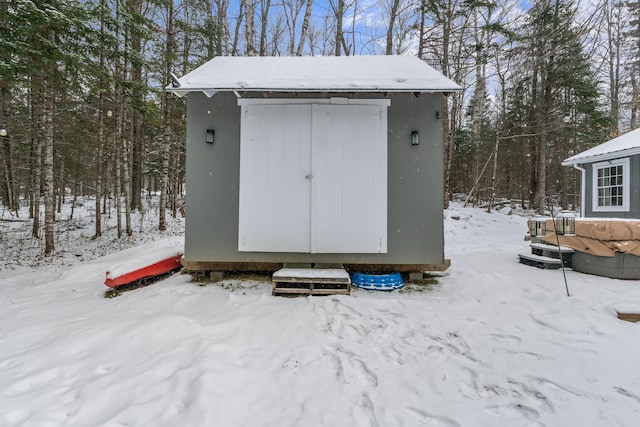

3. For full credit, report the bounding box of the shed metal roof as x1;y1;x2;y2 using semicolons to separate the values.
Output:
167;55;461;96
562;127;640;166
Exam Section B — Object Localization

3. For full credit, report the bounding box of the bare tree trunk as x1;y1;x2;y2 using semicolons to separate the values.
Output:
0;130;17;211
385;0;401;55
535;130;547;214
113;0;122;238
31;158;41;235
94;0;107;238
208;0;226;57
31;84;42;238
344;0;356;55
284;0;298;55
118;2;132;236
120;111;132;236
160;1;174;231
244;0;256;55
259;0;271;56
213;0;230;55
606;0;621;137
442;93;453;208
57;136;65;214
469;7;486;201
417;1;425;60
486;135;499;213
533;64;550;215
131;5;143;213
43;69;55;254
334;0;344;56
115;132;122;238
170;152;177;218
231;4;244;55
441;12;453;208
205;0;215;59
159;117;171;231
0;1;18;213
296;0;313;56
0;88;18;212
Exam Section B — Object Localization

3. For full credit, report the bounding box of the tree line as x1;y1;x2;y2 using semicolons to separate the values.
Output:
0;0;638;254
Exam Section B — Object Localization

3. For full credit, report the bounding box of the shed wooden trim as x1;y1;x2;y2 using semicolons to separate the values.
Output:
237;98;391;106
181;260;283;272
343;261;451;273
180;260;452;273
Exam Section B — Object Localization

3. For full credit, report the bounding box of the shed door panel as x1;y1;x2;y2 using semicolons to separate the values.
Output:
311;105;387;253
238;102;387;254
238;104;312;252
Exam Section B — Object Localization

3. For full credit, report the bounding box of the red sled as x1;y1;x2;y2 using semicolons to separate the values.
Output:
105;253;183;289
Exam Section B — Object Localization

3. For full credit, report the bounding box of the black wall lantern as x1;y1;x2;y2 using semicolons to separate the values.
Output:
0;124;7;137
411;130;419;146
206;129;214;144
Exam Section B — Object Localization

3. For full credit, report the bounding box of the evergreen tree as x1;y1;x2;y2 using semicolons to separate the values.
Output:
505;0;609;212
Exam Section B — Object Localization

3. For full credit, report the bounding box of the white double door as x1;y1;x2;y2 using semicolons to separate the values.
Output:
238;101;388;254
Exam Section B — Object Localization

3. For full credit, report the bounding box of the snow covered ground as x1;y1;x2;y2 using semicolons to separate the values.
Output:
1;201;640;426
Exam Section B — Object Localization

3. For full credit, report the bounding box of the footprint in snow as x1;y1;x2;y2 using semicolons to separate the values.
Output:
487;333;522;343
352;392;379;427
406;407;461;426
484;403;540;421
352;358;378;388
614;386;640;403
95;364;113;374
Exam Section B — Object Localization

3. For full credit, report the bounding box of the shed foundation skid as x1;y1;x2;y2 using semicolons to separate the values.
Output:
271;268;351;296
181;261;451;275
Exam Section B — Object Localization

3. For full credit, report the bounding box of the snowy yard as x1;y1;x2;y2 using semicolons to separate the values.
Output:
1;202;640;426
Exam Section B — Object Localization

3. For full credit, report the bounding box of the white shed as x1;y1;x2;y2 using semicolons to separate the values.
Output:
169;55;461;278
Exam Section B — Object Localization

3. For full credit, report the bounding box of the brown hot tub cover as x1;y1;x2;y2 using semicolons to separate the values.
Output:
534;219;640;257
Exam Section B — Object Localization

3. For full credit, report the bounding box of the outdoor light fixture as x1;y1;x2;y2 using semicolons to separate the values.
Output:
529;216;547;238
435;111;441;120
0;124;7;137
206;129;214;144
555;210;576;236
106;110;113;118
563;112;571;123
411;130;420;146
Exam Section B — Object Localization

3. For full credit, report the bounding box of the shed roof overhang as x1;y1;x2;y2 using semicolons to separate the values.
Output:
166;55;462;97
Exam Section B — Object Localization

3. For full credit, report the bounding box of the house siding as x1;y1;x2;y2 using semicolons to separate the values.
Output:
183;91;444;266
582;153;640;218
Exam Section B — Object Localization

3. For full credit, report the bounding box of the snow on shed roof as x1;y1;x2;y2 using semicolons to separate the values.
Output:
168;55;461;95
562;127;640;166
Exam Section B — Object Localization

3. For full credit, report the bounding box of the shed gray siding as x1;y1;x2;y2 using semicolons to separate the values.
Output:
581;153;640;218
183;91;444;266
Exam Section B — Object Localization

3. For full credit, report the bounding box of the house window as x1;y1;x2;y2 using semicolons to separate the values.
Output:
592;158;630;212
